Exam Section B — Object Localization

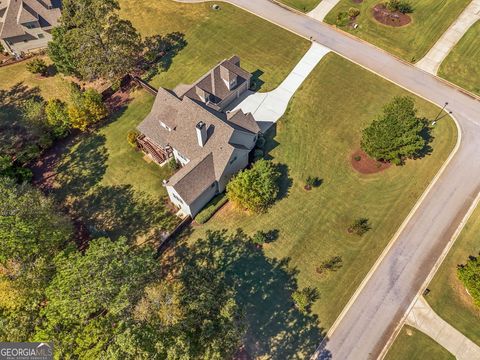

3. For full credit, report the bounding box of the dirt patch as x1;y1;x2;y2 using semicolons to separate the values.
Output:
351;149;391;174
372;3;411;27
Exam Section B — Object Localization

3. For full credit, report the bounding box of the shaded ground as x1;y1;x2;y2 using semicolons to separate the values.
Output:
351;149;391;174
325;0;471;61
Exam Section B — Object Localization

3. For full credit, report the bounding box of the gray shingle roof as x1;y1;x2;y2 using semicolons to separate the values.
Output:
0;0;60;40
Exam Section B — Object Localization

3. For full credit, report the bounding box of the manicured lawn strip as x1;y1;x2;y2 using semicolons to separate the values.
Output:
278;0;322;12
438;20;480;96
119;0;310;91
324;0;471;62
426;204;480;345
0;57;70;100
385;325;455;360
189;53;457;354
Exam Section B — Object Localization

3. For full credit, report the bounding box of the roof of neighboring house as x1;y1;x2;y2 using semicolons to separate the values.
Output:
181;56;252;108
137;86;257;205
0;0;61;40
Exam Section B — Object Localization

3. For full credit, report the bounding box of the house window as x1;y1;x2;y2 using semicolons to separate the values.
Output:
172;193;183;204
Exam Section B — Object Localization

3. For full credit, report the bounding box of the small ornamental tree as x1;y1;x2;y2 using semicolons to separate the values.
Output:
68;86;108;131
226;159;280;213
292;287;319;314
348;218;371;236
127;130;140;148
386;0;413;14
26;58;48;76
45;99;70;138
361;96;427;165
457;254;480;307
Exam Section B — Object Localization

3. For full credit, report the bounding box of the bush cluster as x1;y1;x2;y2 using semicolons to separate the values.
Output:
386;0;413;14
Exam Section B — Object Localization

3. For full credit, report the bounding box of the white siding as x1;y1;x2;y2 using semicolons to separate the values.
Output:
173;148;189;166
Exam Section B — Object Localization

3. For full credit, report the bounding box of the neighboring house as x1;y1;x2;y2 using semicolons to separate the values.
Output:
0;0;61;56
137;56;261;217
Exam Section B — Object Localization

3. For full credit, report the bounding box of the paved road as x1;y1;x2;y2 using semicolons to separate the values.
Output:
178;1;480;358
406;296;480;360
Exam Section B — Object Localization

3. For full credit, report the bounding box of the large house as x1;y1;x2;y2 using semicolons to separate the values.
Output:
137;56;261;217
0;0;61;56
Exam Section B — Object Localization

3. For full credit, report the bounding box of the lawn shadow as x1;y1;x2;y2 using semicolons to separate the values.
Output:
276;163;293;201
71;184;177;243
178;229;325;359
263;124;280;160
413;119;434;159
250;69;265;92
53;134;108;202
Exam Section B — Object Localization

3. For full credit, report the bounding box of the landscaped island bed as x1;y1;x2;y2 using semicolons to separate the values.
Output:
190;53;457;356
438;20;480;97
324;0;471;62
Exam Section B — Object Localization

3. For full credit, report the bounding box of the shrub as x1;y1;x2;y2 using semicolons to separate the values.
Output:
316;256;343;275
348;218;371;236
68;85;108;131
45;99;70;138
361;96;427;164
305;176;321;190
348;7;360;18
386;0;413;14
26;58;48;76
127;130;140;147
336;11;350;27
227;159;280;213
251;231;268;246
354;155;361;161
457;254;480;307
168;157;179;170
194;193;228;224
292;287;319;314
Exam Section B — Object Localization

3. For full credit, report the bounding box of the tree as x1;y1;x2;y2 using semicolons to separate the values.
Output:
292;287;319;314
45;99;70;138
348;218;371;236
0;177;72;267
457;253;480;307
67;86;108;131
48;0;142;81
127;130;139;148
26;58;48;76
227;159;281;213
386;0;413;14
38;236;158;357
361;96;427;165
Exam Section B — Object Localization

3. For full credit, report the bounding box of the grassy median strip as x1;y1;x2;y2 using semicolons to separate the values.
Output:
438;20;480;97
324;0;471;62
278;0;322;12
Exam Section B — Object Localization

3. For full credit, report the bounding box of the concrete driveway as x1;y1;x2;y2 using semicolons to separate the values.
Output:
228;42;330;132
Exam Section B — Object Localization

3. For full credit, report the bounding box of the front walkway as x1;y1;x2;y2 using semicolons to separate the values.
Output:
307;0;341;22
406;296;480;360
229;42;330;132
416;0;480;74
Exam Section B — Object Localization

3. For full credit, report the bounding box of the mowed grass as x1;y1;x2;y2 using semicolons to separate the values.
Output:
438;20;480;96
119;0;309;91
278;0;322;12
425;204;480;345
0;57;70;100
324;0;471;62
50;0;311;243
385;326;455;360
191;53;457;332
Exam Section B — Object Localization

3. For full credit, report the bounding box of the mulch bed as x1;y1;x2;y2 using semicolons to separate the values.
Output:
351;149;391;174
372;3;411;27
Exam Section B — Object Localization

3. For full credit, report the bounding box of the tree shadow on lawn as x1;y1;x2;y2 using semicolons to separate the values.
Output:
53;134;109;202
180;229;325;359
71;184;177;243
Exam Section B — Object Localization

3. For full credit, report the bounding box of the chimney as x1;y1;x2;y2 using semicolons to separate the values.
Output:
196;121;207;147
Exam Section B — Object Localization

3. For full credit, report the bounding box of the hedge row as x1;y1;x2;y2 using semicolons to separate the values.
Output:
195;193;228;224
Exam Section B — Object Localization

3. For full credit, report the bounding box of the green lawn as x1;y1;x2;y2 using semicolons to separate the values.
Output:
438;20;480;96
119;0;309;91
324;0;471;62
0;57;70;101
48;0;310;244
189;53;457;357
424;203;480;345
278;0;321;12
385;326;455;360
